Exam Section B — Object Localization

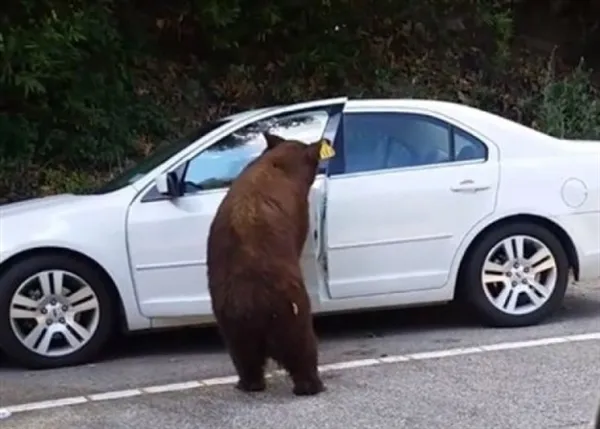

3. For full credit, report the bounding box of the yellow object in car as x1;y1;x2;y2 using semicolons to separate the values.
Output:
319;139;336;160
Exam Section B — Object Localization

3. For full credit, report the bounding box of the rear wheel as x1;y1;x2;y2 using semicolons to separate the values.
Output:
461;222;570;327
0;254;116;369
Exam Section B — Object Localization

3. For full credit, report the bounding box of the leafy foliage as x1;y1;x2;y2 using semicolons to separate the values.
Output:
537;55;600;139
0;0;598;203
0;1;169;166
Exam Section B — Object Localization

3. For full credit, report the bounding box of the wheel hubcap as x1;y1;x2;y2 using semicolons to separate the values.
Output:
481;235;558;316
9;270;100;357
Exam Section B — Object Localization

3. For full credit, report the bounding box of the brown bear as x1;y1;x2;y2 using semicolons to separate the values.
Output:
206;131;333;396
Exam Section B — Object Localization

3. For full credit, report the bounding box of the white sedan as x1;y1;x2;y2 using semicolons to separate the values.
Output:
1;97;599;369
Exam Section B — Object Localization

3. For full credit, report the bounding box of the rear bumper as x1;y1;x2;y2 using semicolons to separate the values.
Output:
577;251;600;281
553;212;600;281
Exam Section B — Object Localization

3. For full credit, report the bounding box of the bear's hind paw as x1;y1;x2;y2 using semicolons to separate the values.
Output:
235;379;267;393
292;379;326;396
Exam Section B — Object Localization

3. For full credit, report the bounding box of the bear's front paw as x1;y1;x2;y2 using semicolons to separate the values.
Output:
292;379;326;396
236;379;267;393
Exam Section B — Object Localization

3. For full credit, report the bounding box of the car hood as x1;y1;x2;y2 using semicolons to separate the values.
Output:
0;194;83;217
0;189;136;262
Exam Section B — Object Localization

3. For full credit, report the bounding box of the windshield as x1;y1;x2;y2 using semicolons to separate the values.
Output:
88;119;230;194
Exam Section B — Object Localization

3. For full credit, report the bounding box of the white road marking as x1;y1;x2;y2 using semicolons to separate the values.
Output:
404;346;483;360
479;337;567;351
202;375;239;386
88;389;143;401
1;331;599;416
3;396;88;413
319;358;380;372
566;332;600;341
143;381;203;394
379;354;411;363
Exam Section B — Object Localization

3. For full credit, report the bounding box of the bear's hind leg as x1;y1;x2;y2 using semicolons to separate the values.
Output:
287;334;325;396
270;317;325;396
223;329;268;393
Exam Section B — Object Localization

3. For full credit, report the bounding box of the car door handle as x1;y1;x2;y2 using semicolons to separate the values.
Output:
450;180;491;193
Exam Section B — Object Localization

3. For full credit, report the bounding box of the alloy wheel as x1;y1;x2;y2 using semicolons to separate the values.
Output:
480;234;558;316
8;270;101;357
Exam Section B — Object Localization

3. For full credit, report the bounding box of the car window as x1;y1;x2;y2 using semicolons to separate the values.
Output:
90;119;229;195
338;112;487;175
454;127;488;161
181;109;330;193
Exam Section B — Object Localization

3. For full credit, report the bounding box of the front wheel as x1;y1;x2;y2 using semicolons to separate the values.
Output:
0;254;116;369
461;222;570;327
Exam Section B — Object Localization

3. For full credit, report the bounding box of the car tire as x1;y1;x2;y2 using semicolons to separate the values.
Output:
461;222;570;327
0;254;116;369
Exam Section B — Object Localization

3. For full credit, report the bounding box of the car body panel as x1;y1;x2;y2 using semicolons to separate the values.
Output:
324;102;502;299
0;186;151;330
0;97;598;333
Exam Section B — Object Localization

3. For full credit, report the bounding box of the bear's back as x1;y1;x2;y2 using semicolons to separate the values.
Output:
207;155;311;280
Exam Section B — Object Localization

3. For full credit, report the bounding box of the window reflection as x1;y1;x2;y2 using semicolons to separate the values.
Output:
182;110;329;192
341;112;487;175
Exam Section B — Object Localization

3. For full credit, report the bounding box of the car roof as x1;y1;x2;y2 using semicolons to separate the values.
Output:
226;99;548;136
222;106;281;121
221;98;561;157
345;98;547;136
345;99;563;157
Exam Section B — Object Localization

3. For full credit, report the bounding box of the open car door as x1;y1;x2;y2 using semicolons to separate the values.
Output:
126;97;347;317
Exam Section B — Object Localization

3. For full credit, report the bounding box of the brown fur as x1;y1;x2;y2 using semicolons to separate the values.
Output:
206;132;327;396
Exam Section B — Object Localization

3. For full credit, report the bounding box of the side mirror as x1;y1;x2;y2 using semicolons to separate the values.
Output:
155;172;181;197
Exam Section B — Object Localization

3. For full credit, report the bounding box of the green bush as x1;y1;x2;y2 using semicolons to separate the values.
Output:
0;1;169;167
0;0;598;203
536;55;600;140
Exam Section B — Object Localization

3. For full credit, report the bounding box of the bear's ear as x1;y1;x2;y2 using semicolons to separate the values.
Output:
263;132;285;150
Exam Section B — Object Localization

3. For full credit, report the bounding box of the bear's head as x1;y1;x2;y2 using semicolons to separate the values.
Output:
260;132;334;188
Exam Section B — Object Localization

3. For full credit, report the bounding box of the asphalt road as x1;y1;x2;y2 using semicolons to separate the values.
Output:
1;280;600;429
